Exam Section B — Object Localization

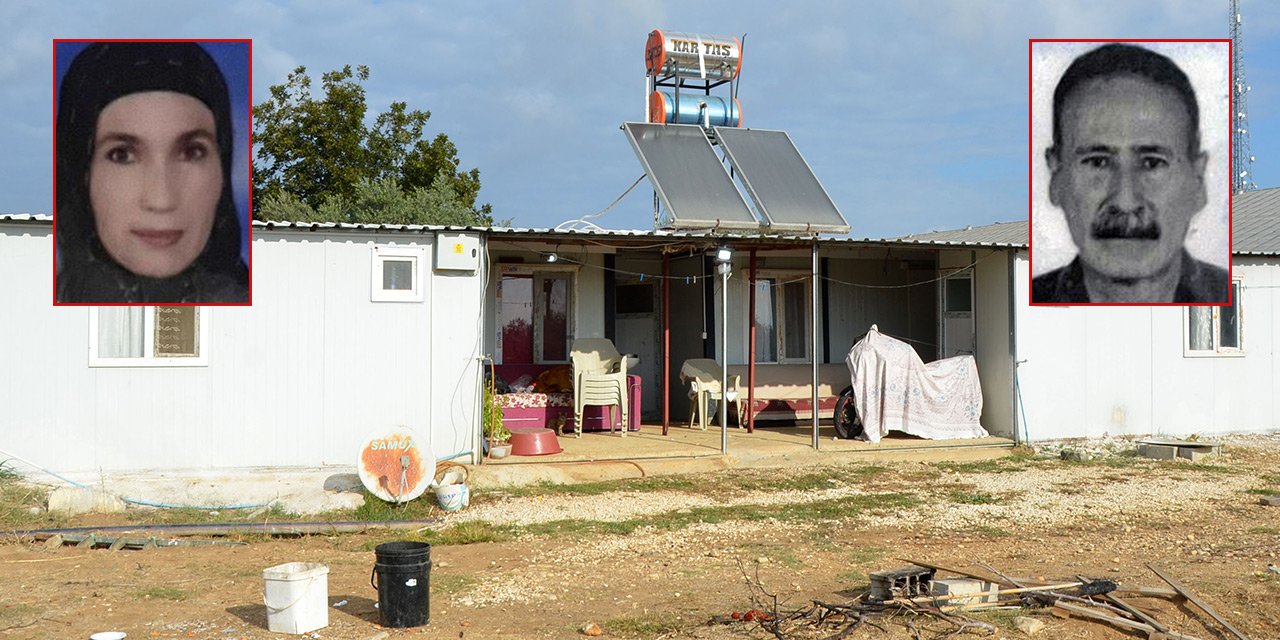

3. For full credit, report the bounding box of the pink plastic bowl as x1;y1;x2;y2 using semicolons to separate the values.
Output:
509;428;563;456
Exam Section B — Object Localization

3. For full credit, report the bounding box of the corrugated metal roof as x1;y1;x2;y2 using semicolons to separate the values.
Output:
889;189;1280;256
1232;187;1280;255
892;221;1028;248
0;213;52;223
10;202;1279;254
254;220;869;244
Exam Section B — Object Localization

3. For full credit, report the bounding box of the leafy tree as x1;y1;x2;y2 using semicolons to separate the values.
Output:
252;64;492;224
257;176;494;226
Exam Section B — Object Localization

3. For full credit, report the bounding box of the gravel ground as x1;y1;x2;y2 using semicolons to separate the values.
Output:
450;433;1276;532
3;433;1277;639
418;433;1280;619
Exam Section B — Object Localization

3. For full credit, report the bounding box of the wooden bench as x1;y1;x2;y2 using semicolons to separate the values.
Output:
680;360;849;424
726;363;850;422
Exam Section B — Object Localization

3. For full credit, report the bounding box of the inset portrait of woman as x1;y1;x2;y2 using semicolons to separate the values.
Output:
55;40;250;304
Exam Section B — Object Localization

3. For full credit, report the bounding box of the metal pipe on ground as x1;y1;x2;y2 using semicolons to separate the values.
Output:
11;519;443;540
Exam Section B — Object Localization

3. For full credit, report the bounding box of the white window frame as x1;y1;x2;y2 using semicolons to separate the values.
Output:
942;271;974;318
751;270;813;364
496;263;578;364
88;306;211;367
371;245;427;302
1183;278;1244;358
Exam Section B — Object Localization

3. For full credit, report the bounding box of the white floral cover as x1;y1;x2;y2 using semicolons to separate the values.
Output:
497;392;573;409
845;325;988;443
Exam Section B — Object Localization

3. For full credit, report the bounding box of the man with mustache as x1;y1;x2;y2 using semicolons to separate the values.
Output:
1033;43;1229;303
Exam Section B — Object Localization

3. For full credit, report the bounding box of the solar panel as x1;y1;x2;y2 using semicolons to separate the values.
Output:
713;127;849;234
622;123;760;230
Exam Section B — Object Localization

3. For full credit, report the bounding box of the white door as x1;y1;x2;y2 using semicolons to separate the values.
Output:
613;281;660;417
941;272;974;359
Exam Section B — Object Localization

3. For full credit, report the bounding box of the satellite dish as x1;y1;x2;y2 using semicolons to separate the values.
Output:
357;427;434;504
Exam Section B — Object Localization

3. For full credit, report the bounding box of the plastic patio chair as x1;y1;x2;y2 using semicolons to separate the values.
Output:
679;358;744;430
569;338;629;438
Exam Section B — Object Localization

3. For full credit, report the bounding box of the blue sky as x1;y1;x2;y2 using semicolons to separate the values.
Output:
6;0;1279;239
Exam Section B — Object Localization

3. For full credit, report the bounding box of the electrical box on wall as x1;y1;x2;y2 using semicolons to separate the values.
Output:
435;233;480;272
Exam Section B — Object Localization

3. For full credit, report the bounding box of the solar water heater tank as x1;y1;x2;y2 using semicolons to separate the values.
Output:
645;30;741;81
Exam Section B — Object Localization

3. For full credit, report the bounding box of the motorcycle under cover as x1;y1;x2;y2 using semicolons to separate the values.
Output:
845;325;988;443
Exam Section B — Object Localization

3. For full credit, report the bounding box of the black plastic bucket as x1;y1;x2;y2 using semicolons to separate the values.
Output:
371;541;432;627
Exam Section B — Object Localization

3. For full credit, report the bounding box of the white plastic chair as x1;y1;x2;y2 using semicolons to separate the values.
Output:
679;359;744;430
570;339;629;438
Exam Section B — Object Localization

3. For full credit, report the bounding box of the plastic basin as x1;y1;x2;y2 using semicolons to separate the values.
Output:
509;428;562;456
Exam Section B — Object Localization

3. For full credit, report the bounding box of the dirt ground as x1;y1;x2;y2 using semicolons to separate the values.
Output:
2;435;1279;640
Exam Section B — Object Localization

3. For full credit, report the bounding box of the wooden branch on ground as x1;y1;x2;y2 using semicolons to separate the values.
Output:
908;603;997;636
976;561;1026;588
1147;564;1251;640
1102;592;1169;633
889;581;1082;607
1115;585;1184;601
1053;602;1206;640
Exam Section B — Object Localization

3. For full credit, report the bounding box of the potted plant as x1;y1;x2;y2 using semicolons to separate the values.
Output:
482;385;512;458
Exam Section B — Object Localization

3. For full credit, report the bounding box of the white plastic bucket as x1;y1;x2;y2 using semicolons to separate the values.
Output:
262;562;329;634
435;483;469;511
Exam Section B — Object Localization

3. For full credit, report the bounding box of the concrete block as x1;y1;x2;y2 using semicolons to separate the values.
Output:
47;487;126;515
870;566;935;600
930;578;997;605
1177;447;1214;462
1260;495;1280;507
1137;443;1178;460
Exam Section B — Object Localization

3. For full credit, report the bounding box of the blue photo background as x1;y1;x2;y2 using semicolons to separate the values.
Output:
55;40;251;267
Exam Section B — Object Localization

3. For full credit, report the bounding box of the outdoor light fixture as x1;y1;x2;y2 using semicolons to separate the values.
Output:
715;246;732;275
716;245;731;454
545;253;558;263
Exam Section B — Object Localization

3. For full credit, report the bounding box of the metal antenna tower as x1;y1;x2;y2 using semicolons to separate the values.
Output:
1231;0;1258;193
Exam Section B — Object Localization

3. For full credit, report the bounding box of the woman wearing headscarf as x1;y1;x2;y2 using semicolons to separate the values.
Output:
56;41;249;303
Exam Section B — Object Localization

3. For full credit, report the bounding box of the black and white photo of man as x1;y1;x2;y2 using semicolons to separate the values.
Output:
1031;41;1230;304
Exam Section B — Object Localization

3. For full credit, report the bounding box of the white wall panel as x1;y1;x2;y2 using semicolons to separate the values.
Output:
428;258;486;463
971;250;1014;438
0;225;483;473
0;226;98;471
824;255;931;361
576;254;606;339
1014;252;1278;440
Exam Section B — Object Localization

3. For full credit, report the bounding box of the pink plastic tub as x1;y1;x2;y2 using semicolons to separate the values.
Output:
508;428;563;456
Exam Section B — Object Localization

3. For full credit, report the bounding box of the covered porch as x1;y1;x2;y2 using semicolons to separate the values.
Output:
481;225;1022;463
471;421;1015;487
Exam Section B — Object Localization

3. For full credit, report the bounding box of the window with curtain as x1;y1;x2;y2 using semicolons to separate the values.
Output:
753;280;777;362
752;274;811;363
497;266;575;364
1185;280;1243;356
90;306;208;367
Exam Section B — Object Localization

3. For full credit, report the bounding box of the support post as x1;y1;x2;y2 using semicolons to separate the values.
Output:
721;259;729;455
747;248;757;433
662;252;671;435
811;240;820;450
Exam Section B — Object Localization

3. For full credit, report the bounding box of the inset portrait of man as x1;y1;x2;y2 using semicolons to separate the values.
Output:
1030;41;1230;305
